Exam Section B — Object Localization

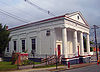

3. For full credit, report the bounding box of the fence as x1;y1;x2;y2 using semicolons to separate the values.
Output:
90;55;97;62
17;54;62;69
10;52;99;69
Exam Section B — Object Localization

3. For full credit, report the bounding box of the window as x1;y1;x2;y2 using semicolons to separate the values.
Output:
77;16;80;20
22;40;25;52
31;39;36;56
14;41;16;51
31;39;36;51
46;30;50;36
7;43;9;52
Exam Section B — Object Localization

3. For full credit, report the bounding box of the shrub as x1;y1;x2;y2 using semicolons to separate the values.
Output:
90;47;93;52
22;60;34;65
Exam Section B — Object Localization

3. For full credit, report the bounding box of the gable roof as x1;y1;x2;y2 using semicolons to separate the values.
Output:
9;15;65;31
9;11;89;31
65;11;89;26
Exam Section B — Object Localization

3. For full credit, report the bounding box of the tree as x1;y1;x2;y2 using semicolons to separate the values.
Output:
0;24;11;57
90;40;94;52
90;41;94;45
83;36;94;52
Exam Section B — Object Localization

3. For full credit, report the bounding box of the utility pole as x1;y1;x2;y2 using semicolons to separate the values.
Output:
93;25;99;62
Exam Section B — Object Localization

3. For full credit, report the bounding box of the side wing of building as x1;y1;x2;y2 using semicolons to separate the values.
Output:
5;16;65;58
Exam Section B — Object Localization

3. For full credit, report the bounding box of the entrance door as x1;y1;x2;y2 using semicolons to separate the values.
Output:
56;41;62;58
57;45;61;57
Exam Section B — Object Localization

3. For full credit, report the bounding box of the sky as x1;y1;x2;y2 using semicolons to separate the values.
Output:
0;0;100;42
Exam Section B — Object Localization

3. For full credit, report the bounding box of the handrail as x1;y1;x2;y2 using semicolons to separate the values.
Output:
41;55;62;65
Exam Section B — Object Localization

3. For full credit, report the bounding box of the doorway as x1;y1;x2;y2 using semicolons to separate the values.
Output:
57;45;61;57
56;41;62;57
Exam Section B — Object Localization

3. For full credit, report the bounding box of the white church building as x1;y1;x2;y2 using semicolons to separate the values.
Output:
5;11;91;63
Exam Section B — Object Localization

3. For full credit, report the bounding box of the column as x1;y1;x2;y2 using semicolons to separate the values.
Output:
80;32;84;56
62;27;68;58
74;30;78;56
86;34;90;55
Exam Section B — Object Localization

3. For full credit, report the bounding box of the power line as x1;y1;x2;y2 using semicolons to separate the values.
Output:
0;0;35;19
24;0;55;16
0;8;29;23
0;11;28;23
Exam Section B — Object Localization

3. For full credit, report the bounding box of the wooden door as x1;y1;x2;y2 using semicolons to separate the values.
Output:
58;45;61;57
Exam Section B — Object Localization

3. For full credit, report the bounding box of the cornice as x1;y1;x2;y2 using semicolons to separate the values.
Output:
9;15;65;31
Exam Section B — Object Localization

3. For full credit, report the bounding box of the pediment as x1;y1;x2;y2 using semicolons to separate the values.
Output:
65;11;89;26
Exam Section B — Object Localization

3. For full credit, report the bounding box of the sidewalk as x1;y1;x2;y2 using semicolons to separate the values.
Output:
1;62;96;72
48;62;96;72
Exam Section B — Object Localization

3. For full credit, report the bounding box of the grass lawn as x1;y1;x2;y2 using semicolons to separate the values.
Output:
0;61;17;71
0;61;63;71
34;62;41;64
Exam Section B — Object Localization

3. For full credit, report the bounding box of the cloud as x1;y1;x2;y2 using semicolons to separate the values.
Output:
0;0;99;27
0;0;100;42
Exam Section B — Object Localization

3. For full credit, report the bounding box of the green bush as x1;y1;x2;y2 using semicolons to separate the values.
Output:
22;60;34;65
22;60;41;65
90;47;93;52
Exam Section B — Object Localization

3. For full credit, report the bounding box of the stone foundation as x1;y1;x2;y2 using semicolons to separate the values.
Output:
62;56;91;65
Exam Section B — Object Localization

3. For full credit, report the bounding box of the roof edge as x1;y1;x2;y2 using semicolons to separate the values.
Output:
9;15;65;31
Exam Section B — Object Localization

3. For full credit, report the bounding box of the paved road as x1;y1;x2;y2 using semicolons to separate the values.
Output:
60;64;100;72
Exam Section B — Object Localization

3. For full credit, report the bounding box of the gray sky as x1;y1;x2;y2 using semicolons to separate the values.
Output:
0;0;100;42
